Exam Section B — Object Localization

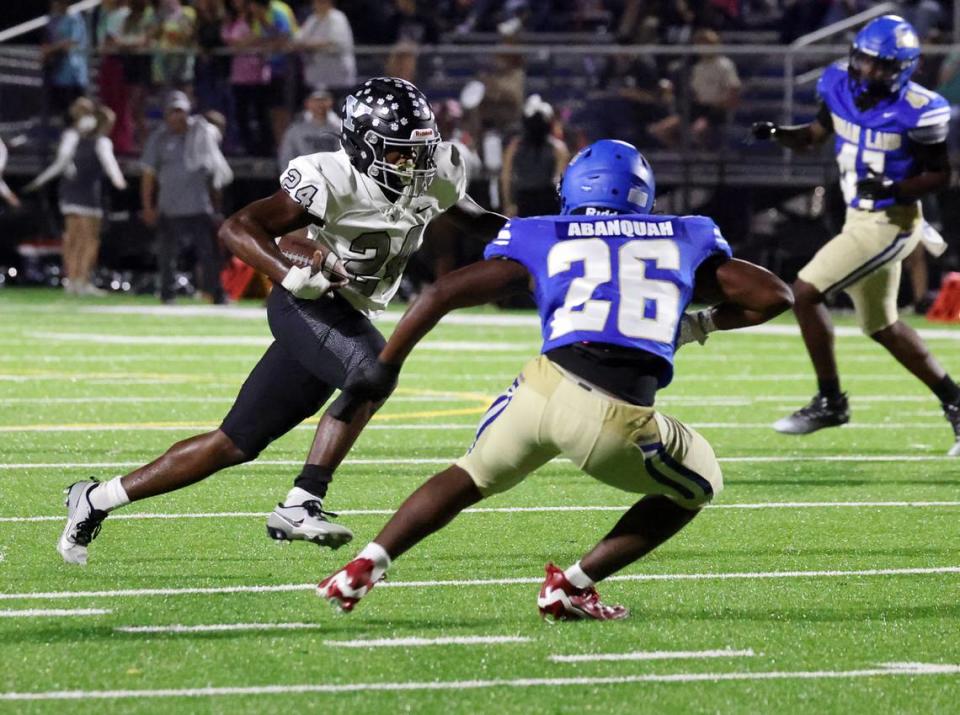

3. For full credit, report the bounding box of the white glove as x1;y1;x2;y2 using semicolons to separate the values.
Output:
676;309;716;347
281;264;334;300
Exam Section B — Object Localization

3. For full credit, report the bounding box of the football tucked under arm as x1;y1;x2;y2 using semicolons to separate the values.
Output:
277;234;352;300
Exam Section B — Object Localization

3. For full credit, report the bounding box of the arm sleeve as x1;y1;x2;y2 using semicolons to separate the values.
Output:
0;138;8;175
815;102;834;131
280;155;329;219
32;129;79;188
96;136;126;189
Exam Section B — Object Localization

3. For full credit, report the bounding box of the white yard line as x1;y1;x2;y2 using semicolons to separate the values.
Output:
2;663;959;700
0;608;111;617
323;636;530;648
0;421;952;433
1;454;956;470
2;566;958;601
550;648;755;663
115;623;317;634
4;501;960;524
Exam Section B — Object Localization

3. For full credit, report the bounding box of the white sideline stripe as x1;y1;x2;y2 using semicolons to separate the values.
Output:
2;663;959;700
5;501;960;524
0;608;111;618
2;566;958;601
550;648;755;663
25;332;533;352
115;622;315;634
0;421;951;434
326;636;530;648
1;454;957;470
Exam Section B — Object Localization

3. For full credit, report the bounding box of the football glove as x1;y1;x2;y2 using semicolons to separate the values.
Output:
750;121;778;141
676;310;716;348
855;174;898;202
327;360;402;422
281;252;349;300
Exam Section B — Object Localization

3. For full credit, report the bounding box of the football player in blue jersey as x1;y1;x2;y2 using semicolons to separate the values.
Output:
314;140;793;620
752;14;960;453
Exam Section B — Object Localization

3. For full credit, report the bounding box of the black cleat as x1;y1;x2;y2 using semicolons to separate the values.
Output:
773;392;850;435
943;401;960;457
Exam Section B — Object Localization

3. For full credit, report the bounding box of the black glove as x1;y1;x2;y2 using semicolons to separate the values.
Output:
327;360;401;422
856;174;898;202
751;121;778;141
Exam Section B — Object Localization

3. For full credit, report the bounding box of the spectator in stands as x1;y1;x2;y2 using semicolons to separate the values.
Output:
248;0;296;152
153;0;198;89
115;0;158;150
0;138;21;209
96;0;135;154
388;0;440;45
194;0;231;119
687;28;741;147
141;91;229;304
223;0;273;156
294;0;356;100
384;40;420;83
24;99;127;296
277;89;340;170
42;0;90;121
500;94;569;217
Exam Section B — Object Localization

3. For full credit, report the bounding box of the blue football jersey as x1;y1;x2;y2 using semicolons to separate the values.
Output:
817;61;950;210
484;213;732;387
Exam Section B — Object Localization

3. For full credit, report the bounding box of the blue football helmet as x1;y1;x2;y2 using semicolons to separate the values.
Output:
849;15;920;101
559;139;655;215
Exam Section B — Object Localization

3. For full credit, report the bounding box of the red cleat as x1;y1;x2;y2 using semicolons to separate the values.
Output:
537;563;630;621
317;557;379;613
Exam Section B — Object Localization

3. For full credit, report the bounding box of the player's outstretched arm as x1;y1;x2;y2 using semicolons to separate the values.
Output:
752;104;832;153
333;259;530;410
693;257;794;332
427;196;509;246
384;258;530;365
218;190;317;284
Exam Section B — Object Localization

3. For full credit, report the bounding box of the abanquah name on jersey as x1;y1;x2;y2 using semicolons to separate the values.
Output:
566;219;676;238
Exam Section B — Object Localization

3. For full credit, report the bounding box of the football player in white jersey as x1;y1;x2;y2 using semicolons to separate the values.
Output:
56;77;507;565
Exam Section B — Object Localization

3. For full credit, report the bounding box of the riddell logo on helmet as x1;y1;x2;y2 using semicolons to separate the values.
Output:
410;128;436;139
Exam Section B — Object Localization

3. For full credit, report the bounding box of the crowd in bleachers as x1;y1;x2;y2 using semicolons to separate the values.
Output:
7;0;958;301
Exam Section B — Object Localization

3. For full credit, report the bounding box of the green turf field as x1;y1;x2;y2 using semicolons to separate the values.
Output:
1;288;959;713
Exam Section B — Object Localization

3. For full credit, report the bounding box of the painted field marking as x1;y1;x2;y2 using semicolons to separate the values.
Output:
1;454;957;471
115;622;318;634
5;501;960;525
0;608;111;618
326;636;530;648
2;663;959;700
0;420;952;433
549;648;755;663
2;566;958;602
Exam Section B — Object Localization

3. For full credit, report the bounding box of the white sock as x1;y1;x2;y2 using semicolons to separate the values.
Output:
357;542;392;581
89;476;130;512
284;486;321;507
564;561;595;589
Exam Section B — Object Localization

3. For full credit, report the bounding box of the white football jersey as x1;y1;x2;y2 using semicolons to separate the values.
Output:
279;144;467;316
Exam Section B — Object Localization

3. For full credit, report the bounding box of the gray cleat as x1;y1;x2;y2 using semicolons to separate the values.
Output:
266;500;353;549
57;479;107;565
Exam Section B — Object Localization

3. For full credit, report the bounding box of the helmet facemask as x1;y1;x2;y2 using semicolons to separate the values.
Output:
849;49;913;109
364;130;440;204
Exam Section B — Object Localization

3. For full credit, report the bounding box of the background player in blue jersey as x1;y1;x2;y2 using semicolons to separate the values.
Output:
314;140;793;620
752;15;960;454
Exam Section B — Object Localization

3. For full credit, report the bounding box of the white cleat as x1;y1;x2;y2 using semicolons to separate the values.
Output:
57;480;108;565
266;500;353;550
943;402;960;456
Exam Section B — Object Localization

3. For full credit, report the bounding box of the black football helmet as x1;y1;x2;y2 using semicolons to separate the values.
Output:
340;77;441;203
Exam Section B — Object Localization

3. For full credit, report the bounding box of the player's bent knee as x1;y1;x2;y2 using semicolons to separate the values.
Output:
212;429;254;466
792;279;823;306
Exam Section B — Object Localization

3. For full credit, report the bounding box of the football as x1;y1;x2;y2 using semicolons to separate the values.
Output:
277;234;352;283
